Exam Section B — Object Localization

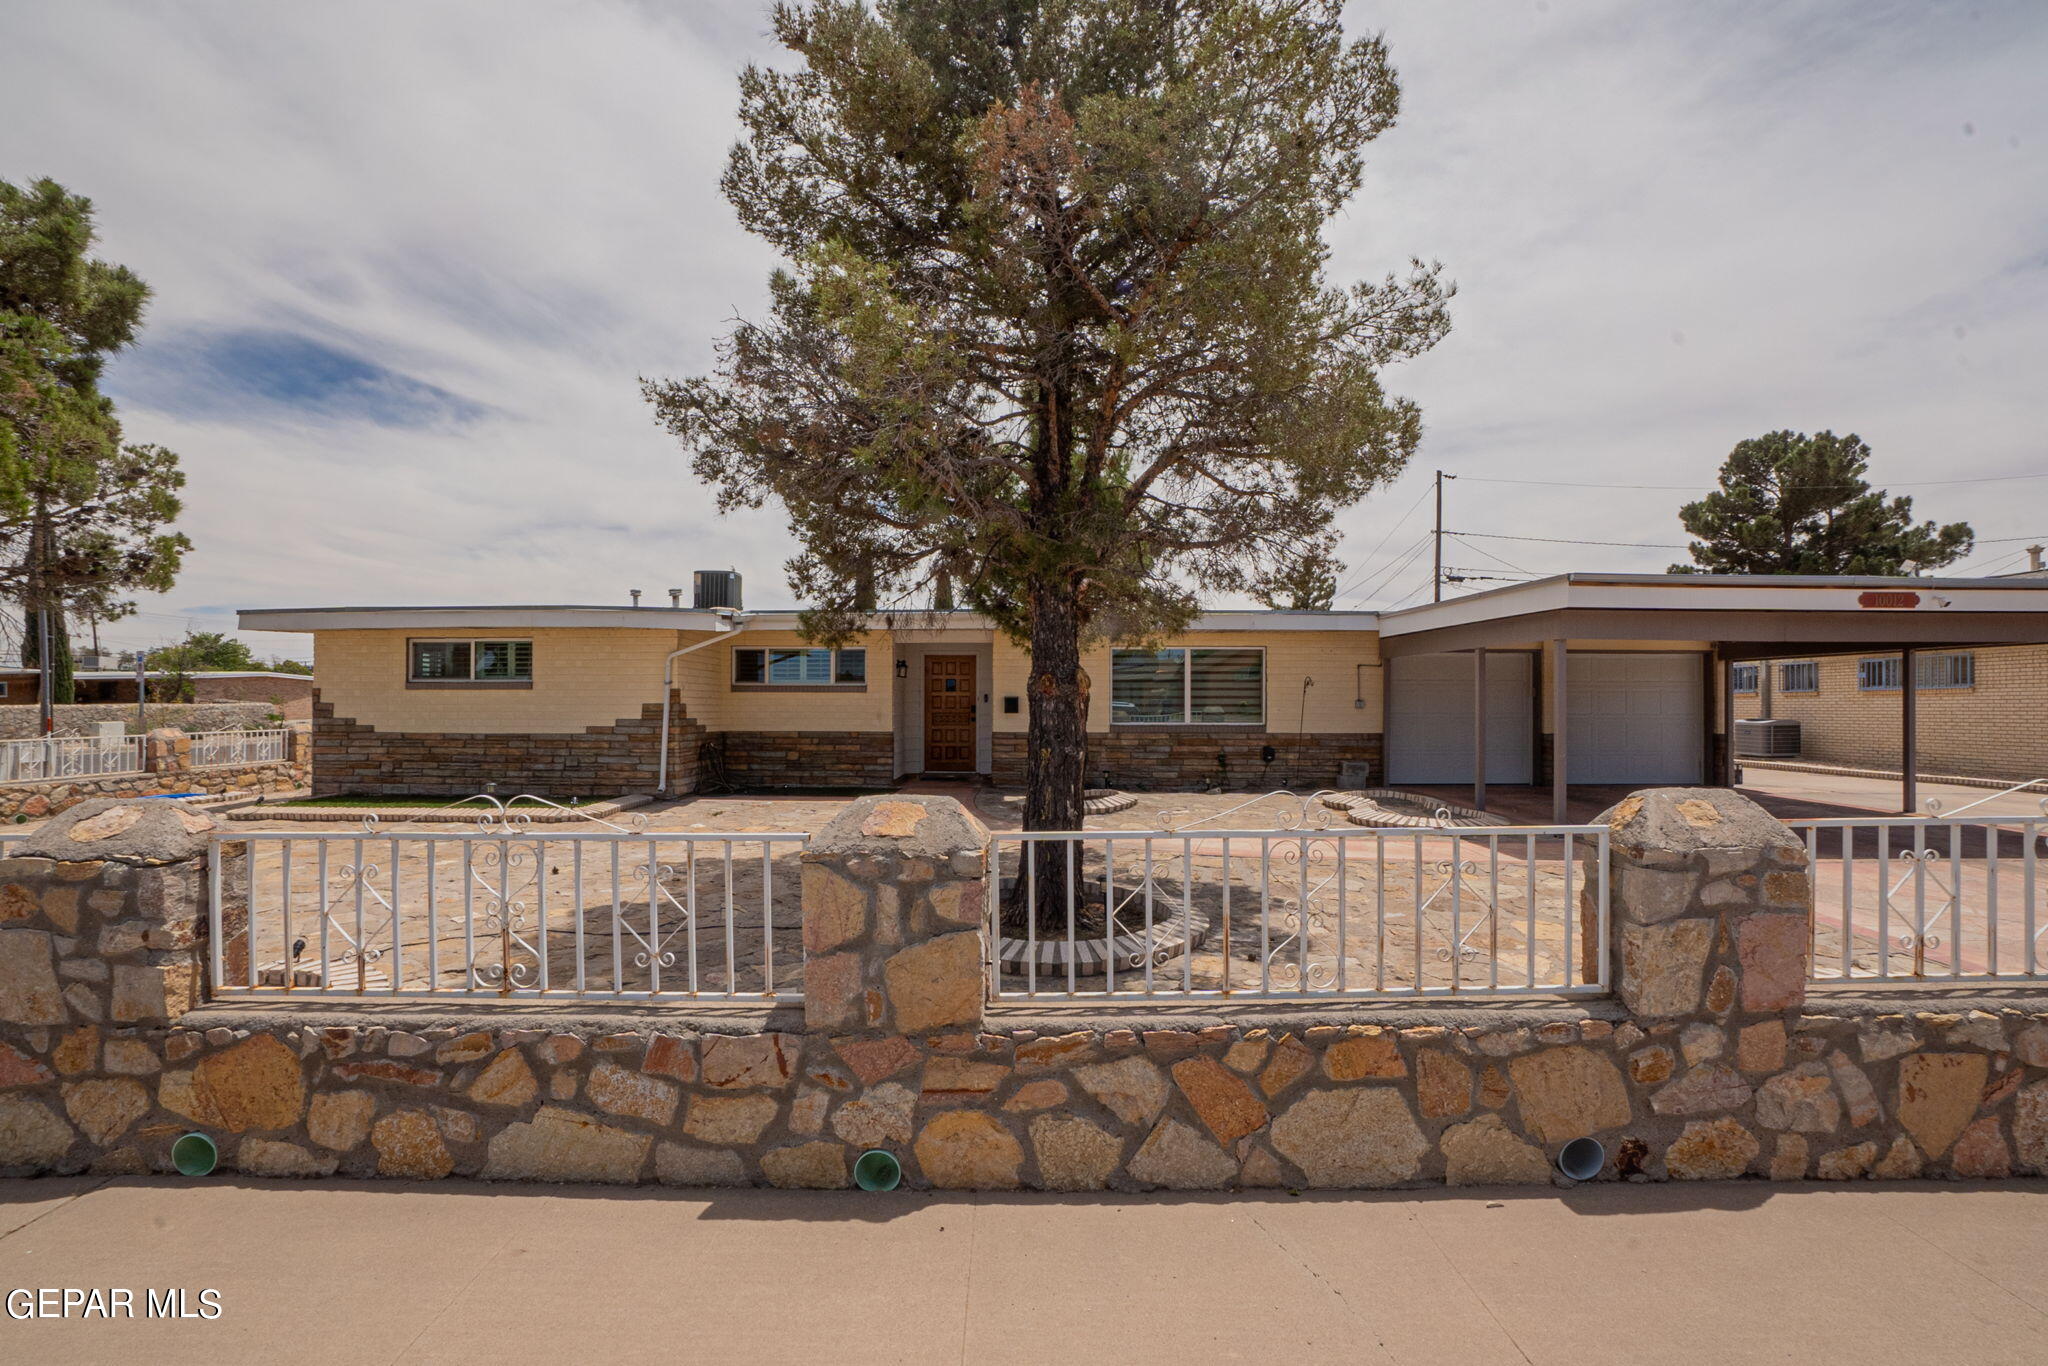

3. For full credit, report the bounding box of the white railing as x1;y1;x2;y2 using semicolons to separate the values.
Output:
209;830;809;1001
1792;814;2047;983
0;734;147;784
988;824;1609;1001
190;728;292;769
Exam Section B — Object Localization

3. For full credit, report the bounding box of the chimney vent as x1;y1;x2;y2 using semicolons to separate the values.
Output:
629;589;642;607
668;588;683;608
2029;545;2045;574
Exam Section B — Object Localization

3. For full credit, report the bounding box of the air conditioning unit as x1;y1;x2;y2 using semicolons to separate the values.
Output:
692;570;743;611
1734;719;1801;758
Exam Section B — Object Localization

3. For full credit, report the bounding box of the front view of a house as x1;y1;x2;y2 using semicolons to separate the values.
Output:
241;571;2048;815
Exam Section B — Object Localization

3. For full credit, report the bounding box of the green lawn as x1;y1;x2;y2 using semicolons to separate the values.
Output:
261;795;607;809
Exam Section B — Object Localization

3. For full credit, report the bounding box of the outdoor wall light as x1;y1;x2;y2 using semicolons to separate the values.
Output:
895;659;909;679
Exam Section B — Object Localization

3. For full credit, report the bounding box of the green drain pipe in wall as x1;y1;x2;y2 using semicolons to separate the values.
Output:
853;1150;901;1191
171;1133;218;1176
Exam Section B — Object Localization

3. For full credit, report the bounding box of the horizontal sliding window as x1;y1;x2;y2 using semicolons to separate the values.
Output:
733;646;865;686
1112;647;1264;724
409;639;531;682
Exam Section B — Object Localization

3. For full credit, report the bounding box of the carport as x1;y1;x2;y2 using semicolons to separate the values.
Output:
1376;573;2048;820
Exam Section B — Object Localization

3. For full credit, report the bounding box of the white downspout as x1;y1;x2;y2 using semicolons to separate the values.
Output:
658;613;748;796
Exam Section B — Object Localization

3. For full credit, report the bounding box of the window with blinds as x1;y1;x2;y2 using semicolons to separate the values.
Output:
1111;648;1264;724
732;647;866;686
1731;664;1759;693
409;639;532;682
1779;661;1819;693
1111;649;1186;723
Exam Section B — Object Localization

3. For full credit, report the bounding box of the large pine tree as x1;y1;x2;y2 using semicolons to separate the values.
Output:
1673;430;1972;576
0;177;188;698
645;0;1451;871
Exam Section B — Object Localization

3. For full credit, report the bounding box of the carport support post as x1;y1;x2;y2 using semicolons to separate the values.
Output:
1550;639;1568;823
1900;646;1918;815
1472;648;1487;812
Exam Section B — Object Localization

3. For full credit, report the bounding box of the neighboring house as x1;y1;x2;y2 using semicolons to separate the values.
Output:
0;668;316;719
1732;547;2048;783
239;570;2048;811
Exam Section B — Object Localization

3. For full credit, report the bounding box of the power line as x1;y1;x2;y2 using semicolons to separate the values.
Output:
1334;484;1436;599
1450;529;1690;550
1349;533;1434;606
1446;535;1540;577
1456;471;2048;491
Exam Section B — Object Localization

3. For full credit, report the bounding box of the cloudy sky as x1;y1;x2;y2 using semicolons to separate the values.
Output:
2;1;2042;663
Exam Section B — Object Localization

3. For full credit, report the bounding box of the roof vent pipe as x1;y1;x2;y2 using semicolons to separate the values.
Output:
2029;545;2045;573
630;589;642;607
669;588;683;608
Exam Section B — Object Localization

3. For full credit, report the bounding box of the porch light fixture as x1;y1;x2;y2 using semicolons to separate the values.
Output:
895;659;909;679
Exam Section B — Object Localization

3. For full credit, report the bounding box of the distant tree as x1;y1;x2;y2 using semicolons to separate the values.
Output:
0;177;189;701
149;631;260;673
1251;536;1341;611
1673;431;1972;575
265;657;314;676
647;0;1450;881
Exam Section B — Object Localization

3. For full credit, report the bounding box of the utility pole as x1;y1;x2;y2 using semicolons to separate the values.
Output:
1432;470;1455;603
36;608;55;737
135;648;148;731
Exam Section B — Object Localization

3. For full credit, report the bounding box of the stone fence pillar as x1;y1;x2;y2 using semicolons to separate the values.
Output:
0;800;226;1036
799;795;990;1036
143;727;191;777
1594;787;1810;1023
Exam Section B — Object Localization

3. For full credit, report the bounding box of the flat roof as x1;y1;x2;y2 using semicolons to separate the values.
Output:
237;605;1382;634
1377;572;2048;656
236;574;2048;648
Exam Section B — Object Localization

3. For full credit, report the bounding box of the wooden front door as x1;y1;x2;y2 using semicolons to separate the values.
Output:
923;655;978;772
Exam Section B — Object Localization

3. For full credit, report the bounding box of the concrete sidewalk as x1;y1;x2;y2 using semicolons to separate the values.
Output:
3;1178;2046;1364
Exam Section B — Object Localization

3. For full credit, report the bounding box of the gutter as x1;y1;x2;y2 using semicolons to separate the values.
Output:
657;611;748;795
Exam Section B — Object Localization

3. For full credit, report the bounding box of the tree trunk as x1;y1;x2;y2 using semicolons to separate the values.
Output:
1015;581;1089;935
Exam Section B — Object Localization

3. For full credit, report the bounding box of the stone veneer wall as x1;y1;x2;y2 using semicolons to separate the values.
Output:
2;792;2046;1189
713;732;896;790
989;733;1382;791
0;701;281;739
312;693;703;797
0;729;309;822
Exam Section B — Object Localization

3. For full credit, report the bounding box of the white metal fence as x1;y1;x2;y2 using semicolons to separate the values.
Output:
0;734;147;784
1792;814;2047;983
209;830;809;1001
190;728;292;769
987;824;1609;1001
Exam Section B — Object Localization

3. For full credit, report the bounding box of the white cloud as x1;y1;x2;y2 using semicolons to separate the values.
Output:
1;0;2042;661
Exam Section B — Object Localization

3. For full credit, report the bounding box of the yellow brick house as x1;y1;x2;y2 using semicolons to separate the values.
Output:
241;571;2048;813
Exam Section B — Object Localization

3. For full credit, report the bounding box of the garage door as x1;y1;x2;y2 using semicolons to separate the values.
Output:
1386;653;1533;784
1565;653;1703;785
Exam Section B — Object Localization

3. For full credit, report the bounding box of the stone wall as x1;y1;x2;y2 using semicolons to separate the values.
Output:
313;694;703;798
2;792;2046;1189
989;733;1383;791
0;728;309;821
0;701;280;739
713;732;896;790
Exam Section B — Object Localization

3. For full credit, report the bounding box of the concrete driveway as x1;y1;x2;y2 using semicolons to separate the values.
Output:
3;1177;2046;1364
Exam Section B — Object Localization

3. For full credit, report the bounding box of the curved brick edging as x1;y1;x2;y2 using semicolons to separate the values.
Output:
1322;789;1510;829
